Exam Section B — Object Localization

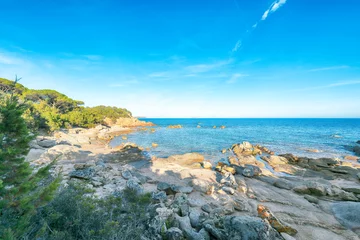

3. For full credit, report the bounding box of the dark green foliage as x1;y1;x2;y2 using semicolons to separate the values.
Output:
0;77;132;131
29;183;153;240
0;95;33;187
0;78;60;239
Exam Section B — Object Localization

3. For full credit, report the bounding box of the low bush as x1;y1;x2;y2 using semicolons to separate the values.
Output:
28;183;154;240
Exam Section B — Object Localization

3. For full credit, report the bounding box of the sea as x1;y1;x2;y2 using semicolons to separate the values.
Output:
110;118;360;163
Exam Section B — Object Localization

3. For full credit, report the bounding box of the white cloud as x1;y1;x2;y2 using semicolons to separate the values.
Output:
328;80;360;87
293;80;360;91
308;65;350;72
261;9;270;20
185;59;232;73
261;0;287;21
232;40;242;53
226;73;248;84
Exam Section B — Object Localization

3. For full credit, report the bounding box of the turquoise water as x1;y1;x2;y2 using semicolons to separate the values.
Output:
110;118;360;162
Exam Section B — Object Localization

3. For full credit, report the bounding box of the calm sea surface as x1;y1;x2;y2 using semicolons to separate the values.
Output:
110;118;360;163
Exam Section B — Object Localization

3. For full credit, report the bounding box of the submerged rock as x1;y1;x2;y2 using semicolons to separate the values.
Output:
168;125;182;129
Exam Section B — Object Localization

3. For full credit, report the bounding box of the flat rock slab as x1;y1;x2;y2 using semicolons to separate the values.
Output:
332;202;360;232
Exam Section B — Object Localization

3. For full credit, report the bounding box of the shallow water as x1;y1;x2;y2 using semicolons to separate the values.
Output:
110;118;360;162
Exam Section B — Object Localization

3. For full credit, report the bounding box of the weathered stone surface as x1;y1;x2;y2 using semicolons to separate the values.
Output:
294;182;326;196
157;182;172;192
222;187;235;195
166;227;184;240
37;137;57;148
175;214;192;232
189;179;213;195
261;155;288;166
304;195;319;204
242;164;261;177
233;198;251;212
69;168;95;180
202;161;212;169
126;178;144;194
224;215;282;240
220;172;238;188
189;210;201;228
204;224;226;240
344;155;359;161
26;148;46;162
257;205;298;236
332;202;360;235
231;141;256;156
158;153;205;166
273;179;294;190
121;169;132;180
152;191;167;202
201;204;213;214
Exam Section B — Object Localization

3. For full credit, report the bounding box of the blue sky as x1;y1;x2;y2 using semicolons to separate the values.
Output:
0;0;359;117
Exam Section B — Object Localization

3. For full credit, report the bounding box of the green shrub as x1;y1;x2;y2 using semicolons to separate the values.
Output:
0;79;60;238
29;183;153;240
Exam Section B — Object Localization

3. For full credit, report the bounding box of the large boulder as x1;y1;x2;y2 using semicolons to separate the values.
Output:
126;178;144;194
261;155;288;167
166;227;184;240
224;216;283;240
293;181;327;196
189;179;213;195
231;142;256;156
36;137;57;148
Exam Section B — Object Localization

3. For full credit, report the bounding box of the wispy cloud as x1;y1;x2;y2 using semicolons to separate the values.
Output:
148;72;170;78
226;73;248;84
294;80;360;91
308;65;350;72
185;59;232;73
232;40;242;53
231;0;287;53
0;52;23;65
261;0;287;21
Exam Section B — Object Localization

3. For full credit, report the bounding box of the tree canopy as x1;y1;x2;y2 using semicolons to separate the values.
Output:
0;78;132;131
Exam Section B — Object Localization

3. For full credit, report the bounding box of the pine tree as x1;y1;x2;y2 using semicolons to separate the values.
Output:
0;77;60;239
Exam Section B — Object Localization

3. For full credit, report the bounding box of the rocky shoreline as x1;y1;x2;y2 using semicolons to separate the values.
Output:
26;121;360;240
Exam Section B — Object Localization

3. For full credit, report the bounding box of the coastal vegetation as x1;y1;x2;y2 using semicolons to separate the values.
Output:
0;81;60;238
0;78;152;239
0;78;132;131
